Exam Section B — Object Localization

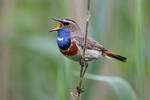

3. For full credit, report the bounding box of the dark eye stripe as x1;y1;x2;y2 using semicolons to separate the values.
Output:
63;22;70;25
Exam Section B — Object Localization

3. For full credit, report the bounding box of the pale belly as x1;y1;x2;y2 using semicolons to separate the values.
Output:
83;49;102;61
67;49;102;62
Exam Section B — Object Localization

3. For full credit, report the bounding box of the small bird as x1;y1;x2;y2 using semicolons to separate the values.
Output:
50;18;127;65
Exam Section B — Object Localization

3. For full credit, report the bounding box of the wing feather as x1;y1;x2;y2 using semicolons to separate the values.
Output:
71;35;107;51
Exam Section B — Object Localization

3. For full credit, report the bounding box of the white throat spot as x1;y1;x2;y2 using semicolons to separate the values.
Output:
57;37;64;41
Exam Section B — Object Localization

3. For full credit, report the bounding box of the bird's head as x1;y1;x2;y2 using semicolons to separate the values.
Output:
50;18;81;33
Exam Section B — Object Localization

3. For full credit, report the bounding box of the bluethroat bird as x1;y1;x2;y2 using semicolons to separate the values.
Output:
50;18;127;64
50;18;127;94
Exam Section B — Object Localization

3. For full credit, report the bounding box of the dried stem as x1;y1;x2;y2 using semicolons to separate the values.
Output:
82;0;90;57
0;0;16;99
77;0;91;100
77;66;84;100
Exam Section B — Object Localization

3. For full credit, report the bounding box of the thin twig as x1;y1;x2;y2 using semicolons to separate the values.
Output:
77;66;84;100
77;0;91;100
82;0;90;58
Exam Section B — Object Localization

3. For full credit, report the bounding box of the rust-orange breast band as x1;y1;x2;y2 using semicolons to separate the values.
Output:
60;40;79;56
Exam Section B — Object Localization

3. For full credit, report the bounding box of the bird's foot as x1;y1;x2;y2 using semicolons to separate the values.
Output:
79;59;88;67
76;86;84;94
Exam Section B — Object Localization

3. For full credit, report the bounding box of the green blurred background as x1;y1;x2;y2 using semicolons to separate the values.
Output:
0;0;149;100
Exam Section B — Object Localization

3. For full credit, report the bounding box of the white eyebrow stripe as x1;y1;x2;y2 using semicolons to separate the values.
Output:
57;37;64;41
62;19;72;23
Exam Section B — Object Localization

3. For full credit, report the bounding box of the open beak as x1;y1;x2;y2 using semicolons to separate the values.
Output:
49;18;63;32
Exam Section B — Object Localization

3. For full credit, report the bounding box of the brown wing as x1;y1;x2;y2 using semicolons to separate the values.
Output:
72;35;107;51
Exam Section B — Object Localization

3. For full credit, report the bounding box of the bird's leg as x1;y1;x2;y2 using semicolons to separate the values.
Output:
82;62;88;79
79;59;85;67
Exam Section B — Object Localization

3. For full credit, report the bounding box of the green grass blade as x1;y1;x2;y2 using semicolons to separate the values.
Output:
64;58;72;91
135;0;145;100
57;64;67;100
85;73;137;100
57;58;72;100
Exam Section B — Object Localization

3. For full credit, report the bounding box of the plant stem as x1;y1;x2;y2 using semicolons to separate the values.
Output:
77;0;91;99
82;0;90;57
135;0;145;100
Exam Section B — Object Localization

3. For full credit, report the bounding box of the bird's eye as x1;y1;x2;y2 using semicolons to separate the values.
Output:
63;22;70;26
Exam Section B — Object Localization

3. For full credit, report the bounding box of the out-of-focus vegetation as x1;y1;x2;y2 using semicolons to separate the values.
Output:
0;0;149;100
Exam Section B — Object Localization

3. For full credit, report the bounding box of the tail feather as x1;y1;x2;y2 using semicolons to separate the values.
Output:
103;51;127;62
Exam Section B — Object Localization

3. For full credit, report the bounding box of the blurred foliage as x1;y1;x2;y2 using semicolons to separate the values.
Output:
84;73;137;100
0;0;150;100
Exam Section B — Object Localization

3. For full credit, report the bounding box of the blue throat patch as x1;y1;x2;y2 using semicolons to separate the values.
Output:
57;27;71;50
